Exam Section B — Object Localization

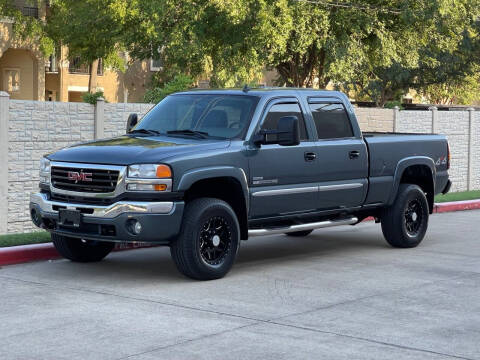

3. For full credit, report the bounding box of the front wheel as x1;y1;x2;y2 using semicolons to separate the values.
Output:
51;234;115;262
381;184;429;248
170;198;240;280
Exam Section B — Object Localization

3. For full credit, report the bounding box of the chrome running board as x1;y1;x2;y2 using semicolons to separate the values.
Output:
248;217;358;237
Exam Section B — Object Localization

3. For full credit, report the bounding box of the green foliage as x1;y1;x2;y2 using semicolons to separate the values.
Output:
82;91;107;105
47;0;128;91
143;74;195;104
384;101;403;109
47;0;125;64
0;0;54;56
419;72;480;105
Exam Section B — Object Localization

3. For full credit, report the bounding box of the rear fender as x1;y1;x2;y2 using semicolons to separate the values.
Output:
388;157;436;207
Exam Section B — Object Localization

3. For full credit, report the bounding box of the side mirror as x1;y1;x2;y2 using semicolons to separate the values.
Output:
126;113;138;133
253;116;300;147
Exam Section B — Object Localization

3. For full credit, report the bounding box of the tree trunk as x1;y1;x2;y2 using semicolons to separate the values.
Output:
88;59;99;93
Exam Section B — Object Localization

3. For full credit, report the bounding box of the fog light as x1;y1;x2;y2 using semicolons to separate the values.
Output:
134;221;142;235
127;219;142;235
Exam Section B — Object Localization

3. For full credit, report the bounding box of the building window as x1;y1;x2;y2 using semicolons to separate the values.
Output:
150;58;163;72
4;69;20;93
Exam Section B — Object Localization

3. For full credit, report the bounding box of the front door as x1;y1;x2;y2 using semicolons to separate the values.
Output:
248;99;319;218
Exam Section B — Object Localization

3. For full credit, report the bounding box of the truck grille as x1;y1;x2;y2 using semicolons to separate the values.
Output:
51;166;120;193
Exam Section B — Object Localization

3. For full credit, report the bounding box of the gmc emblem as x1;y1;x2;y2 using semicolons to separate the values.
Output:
68;171;93;183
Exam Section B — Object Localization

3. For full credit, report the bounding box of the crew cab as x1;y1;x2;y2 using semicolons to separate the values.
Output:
30;89;451;280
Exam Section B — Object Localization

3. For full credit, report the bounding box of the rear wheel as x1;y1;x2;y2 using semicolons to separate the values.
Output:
381;184;429;248
51;233;115;262
170;198;240;280
285;230;313;237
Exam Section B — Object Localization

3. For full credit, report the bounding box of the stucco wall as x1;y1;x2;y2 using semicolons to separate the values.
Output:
0;49;36;100
0;98;478;234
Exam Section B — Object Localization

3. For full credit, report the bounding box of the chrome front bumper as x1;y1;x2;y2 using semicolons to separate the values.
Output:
30;192;174;218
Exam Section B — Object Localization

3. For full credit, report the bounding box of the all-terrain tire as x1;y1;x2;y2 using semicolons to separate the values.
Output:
381;184;429;248
285;230;313;237
51;233;115;262
170;198;240;280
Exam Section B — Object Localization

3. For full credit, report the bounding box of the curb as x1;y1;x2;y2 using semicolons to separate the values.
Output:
433;199;480;213
1;199;479;267
0;242;155;267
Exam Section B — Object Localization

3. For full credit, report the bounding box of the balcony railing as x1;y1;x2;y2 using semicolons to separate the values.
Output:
68;58;103;75
21;6;39;18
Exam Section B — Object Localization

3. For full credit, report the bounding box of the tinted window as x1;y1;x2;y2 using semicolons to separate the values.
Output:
309;103;353;139
137;94;259;139
261;103;308;140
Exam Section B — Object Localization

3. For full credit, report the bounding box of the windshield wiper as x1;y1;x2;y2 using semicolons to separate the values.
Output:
129;128;162;136
167;129;210;139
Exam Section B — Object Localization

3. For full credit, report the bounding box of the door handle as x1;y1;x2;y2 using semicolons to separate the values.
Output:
304;152;317;161
349;150;360;159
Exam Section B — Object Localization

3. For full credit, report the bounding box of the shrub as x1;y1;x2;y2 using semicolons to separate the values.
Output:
82;91;107;105
144;74;195;104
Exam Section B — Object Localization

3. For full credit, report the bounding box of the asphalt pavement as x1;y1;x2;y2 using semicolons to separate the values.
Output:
1;210;479;360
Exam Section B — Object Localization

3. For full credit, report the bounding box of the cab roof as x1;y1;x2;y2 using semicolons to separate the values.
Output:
174;87;348;100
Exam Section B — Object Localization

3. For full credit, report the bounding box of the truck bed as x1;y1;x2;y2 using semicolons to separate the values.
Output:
362;132;450;205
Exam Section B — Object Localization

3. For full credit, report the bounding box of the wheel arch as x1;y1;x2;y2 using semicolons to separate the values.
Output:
389;157;436;213
177;167;249;239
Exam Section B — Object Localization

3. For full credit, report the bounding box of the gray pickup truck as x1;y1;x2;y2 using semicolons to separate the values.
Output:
30;88;451;280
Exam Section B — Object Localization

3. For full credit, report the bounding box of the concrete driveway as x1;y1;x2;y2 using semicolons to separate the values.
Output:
1;210;479;360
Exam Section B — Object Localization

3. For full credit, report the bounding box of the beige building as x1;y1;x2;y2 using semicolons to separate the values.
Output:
0;0;157;103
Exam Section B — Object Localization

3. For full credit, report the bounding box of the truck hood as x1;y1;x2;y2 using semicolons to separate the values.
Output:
47;135;231;165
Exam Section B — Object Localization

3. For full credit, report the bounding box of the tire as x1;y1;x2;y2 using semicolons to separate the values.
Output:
381;184;429;248
170;198;240;280
51;233;115;262
285;230;313;237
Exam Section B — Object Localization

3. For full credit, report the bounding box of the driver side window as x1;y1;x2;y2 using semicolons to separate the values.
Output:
261;103;308;141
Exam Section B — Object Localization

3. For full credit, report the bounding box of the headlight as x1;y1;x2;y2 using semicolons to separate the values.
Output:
128;164;171;178
126;164;172;192
39;157;51;185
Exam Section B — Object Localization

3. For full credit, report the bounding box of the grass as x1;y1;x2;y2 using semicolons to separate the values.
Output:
434;190;480;203
0;231;51;248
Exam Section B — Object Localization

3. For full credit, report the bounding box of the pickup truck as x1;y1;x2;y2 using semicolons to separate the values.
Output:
30;88;451;280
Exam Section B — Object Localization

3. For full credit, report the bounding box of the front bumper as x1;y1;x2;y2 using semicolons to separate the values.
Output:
29;192;184;244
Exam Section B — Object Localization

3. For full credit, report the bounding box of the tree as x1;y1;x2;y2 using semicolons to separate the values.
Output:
47;0;127;93
0;0;54;55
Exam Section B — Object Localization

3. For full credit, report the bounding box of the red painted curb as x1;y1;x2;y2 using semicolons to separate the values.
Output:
433;199;480;213
0;242;155;267
1;199;479;267
0;243;59;266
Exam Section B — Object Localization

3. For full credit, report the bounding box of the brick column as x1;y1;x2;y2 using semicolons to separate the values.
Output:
0;92;9;234
94;97;105;139
467;108;475;191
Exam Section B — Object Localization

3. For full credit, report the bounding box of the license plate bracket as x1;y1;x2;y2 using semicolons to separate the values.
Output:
58;209;82;227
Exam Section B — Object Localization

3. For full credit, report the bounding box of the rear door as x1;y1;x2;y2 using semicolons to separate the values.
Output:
248;98;319;218
307;99;368;210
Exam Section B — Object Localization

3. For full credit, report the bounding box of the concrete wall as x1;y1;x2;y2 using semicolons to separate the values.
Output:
0;96;478;234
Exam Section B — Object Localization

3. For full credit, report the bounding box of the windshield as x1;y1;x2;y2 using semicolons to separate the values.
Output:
134;94;260;139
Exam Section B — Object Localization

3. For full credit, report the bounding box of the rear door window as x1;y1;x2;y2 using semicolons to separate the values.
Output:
309;103;353;139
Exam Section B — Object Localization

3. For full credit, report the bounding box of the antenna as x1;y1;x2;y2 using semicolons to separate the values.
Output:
242;84;250;93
